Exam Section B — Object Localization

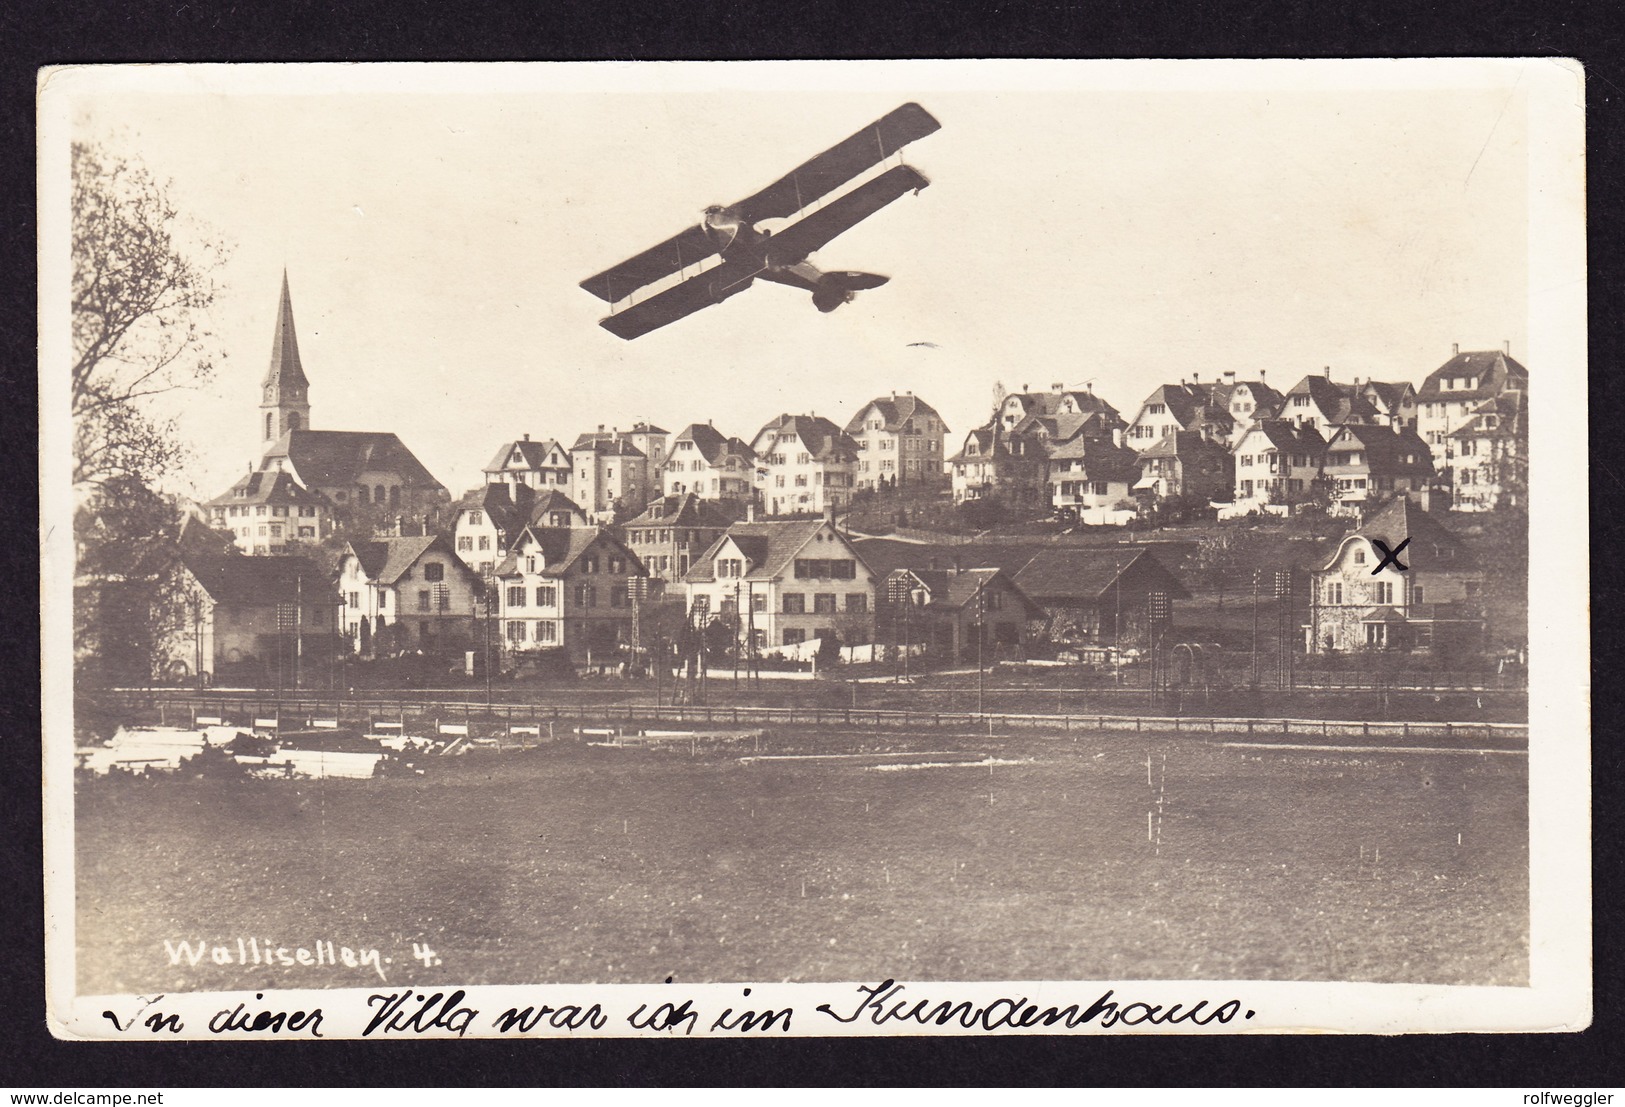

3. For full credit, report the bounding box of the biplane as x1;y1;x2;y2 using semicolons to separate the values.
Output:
580;102;941;340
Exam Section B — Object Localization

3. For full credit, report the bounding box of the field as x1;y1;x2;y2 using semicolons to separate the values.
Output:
74;727;1527;996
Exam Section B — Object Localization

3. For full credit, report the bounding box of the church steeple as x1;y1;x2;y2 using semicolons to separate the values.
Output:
261;270;311;446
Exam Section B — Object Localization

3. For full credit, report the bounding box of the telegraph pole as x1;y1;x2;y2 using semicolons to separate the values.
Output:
1251;569;1261;688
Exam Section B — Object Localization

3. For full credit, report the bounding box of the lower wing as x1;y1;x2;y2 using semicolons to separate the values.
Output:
597;264;758;340
764;164;931;268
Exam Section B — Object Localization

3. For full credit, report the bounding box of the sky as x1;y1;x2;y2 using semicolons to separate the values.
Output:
57;62;1532;501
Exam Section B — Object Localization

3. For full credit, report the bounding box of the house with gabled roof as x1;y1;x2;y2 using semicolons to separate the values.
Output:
620;493;745;589
158;549;341;685
878;565;1042;662
1447;389;1526;511
1277;369;1379;436
949;423;1048;507
683;517;877;652
995;383;1123;433
749;414;860;516
662;422;757;502
1124;380;1234;449
494;525;649;662
1230;420;1327;511
1199;371;1284;440
338;534;482;656
1307;498;1483;654
1046;435;1139;523
1357;379;1418;429
845;391;950;490
1322;424;1435;510
451;485;590;576
1134;430;1234;503
854;538;1190;648
483;435;573;492
1416;343;1529;491
205;469;333;555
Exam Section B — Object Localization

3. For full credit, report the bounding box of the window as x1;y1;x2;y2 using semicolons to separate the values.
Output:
1413;584;1425;604
298;526;316;538
1373;581;1394;604
1325;582;1343;604
537;585;556;606
718;558;743;578
390;487;400;508
751;592;767;612
611;589;626;608
574;584;589;605
1365;623;1387;647
538;621;557;643
814;593;836;614
507;586;527;607
469;510;483;525
458;536;474;551
378;591;389;609
586;587;598;607
1092;481;1109;496
273;505;289;517
257;525;267;536
507;621;527;642
375;485;385;503
1353;548;1366;565
256;505;267;517
783;593;805;614
846;593;867;613
783;628;806;645
417;590;431;612
584;556;599;573
348;591;360;609
269;524;283;538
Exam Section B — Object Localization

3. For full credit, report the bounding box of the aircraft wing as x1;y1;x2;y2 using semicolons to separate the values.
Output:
763;164;931;267
734;102;941;224
579;223;718;303
596;263;758;340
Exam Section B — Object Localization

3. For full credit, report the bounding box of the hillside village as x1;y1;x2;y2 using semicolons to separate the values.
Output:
92;276;1528;689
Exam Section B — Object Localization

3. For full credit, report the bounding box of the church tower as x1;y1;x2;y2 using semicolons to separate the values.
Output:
260;270;312;448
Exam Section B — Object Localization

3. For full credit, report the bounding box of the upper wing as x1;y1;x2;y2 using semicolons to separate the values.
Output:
734;102;941;224
579;223;718;303
763;165;931;267
596;263;758;340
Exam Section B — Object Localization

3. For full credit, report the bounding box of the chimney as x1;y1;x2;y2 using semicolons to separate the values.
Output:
522;432;529;441
598;424;605;433
1112;427;1124;449
1086;382;1093;393
1180;376;1187;386
1260;369;1267;381
1222;369;1236;385
1192;372;1200;383
1503;339;1510;355
422;514;431;537
746;501;756;523
1451;342;1459;356
823;501;835;524
1322;366;1331;379
1053;382;1064;393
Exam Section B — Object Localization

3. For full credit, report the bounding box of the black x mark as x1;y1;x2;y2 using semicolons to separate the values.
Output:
1371;537;1410;574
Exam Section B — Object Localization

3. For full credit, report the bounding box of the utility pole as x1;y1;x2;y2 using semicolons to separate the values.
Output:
733;580;741;692
976;586;985;716
1251;569;1261;688
295;570;304;691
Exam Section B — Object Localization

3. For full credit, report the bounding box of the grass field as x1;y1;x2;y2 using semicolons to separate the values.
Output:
74;728;1527;996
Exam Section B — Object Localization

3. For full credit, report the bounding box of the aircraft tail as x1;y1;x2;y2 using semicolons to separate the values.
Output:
812;271;890;313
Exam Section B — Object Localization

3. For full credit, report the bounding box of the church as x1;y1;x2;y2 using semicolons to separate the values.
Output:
206;273;449;553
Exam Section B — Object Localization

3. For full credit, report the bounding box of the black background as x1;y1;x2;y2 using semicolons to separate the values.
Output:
1;0;1617;1088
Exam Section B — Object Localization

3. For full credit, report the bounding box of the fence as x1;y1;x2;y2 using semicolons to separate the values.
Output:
112;691;1526;747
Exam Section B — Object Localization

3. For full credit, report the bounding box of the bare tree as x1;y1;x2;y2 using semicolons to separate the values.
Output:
72;140;229;488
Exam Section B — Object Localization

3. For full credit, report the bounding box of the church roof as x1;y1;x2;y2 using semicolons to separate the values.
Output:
263;271;309;394
261;429;445;492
